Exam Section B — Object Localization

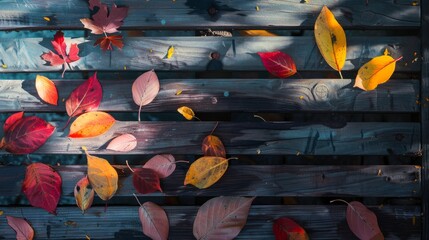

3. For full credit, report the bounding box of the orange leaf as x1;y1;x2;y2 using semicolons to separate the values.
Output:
74;176;94;213
202;135;226;158
177;106;197;120
239;30;277;36
314;6;347;77
69;111;115;138
354;55;402;91
83;146;118;201
35;75;58;105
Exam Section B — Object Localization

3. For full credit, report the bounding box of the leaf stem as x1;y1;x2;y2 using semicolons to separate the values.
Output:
254;114;267;122
125;160;134;173
330;198;356;212
209;121;219;135
338;70;343;79
173;160;190;165
133;193;143;206
193;116;201;121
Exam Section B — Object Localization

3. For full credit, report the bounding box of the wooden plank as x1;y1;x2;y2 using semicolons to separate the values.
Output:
0;79;419;113
0;0;419;30
0;122;420;155
0;205;420;239
0;36;419;73
0;165;420;198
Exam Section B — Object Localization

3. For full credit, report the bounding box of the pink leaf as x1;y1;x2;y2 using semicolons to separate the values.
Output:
193;196;255;239
346;201;384;240
273;217;309;240
143;154;176;178
21;163;62;214
3;111;24;133
3;115;55;154
6;216;34;240
139;202;169;240
106;134;137;152
133;168;162;194
132;70;160;121
65;72;102;118
258;51;297;78
81;0;128;34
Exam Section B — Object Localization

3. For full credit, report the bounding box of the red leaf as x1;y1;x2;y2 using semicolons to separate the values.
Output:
143;154;177;179
22;163;62;214
6;215;35;240
202;135;226;158
132;70;160;122
139;202;169;240
106;134;137;152
3;111;24;133
3;115;55;154
258;51;297;78
193;196;255;239
133;168;162;194
41;31;80;77
65;72;102;119
94;35;124;51
346;201;384;240
81;0;128;34
273;217;309;240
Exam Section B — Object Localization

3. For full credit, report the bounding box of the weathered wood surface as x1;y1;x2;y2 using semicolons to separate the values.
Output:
0;36;419;72
0;0;419;30
0;122;420;155
0;205;421;239
0;79;419;113
0;165;420;198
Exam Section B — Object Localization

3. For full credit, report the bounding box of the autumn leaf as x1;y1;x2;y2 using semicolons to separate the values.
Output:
166;46;175;59
354;55;402;91
106;134;137;152
132;168;163;194
193;196;255;240
41;30;80;78
6;216;35;240
240;30;277;36
84;146;118;201
314;6;347;78
132;70;160;122
22;163;62;214
74;176;95;213
134;195;169;240
258;51;297;78
69;111;115;138
1;114;55;154
332;200;384;240
184;156;232;189
177;106;199;120
273;217;309;240
35;75;58;105
202;135;226;158
80;0;128;50
65;72;102;122
143;154;187;179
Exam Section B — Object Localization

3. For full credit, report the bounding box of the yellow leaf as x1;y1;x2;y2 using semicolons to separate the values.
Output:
167;46;174;59
43;16;50;21
177;106;197;120
184;156;229;189
175;89;183;95
83;146;118;201
314;6;347;77
239;30;277;37
69;112;115;138
0;210;3;216
383;48;390;56
354;55;402;91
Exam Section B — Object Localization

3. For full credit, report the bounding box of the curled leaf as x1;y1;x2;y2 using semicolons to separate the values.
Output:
354;55;402;91
133;168;162;194
35;75;58;105
184;156;229;189
257;51;297;78
3;111;24;133
132;70;160;122
6;216;35;240
193;196;255;240
273;217;309;240
139;202;169;240
69;111;115;138
22;163;62;214
106;134;137;152
202;135;226;158
143;154;177;178
314;6;346;77
84;146;118;201
177;106;196;120
74;176;95;213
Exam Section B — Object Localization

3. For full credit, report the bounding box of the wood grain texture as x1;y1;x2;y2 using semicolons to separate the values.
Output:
0;122;419;155
0;79;419;113
0;0;419;30
0;205;420;239
0;165;420;198
0;36;419;72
